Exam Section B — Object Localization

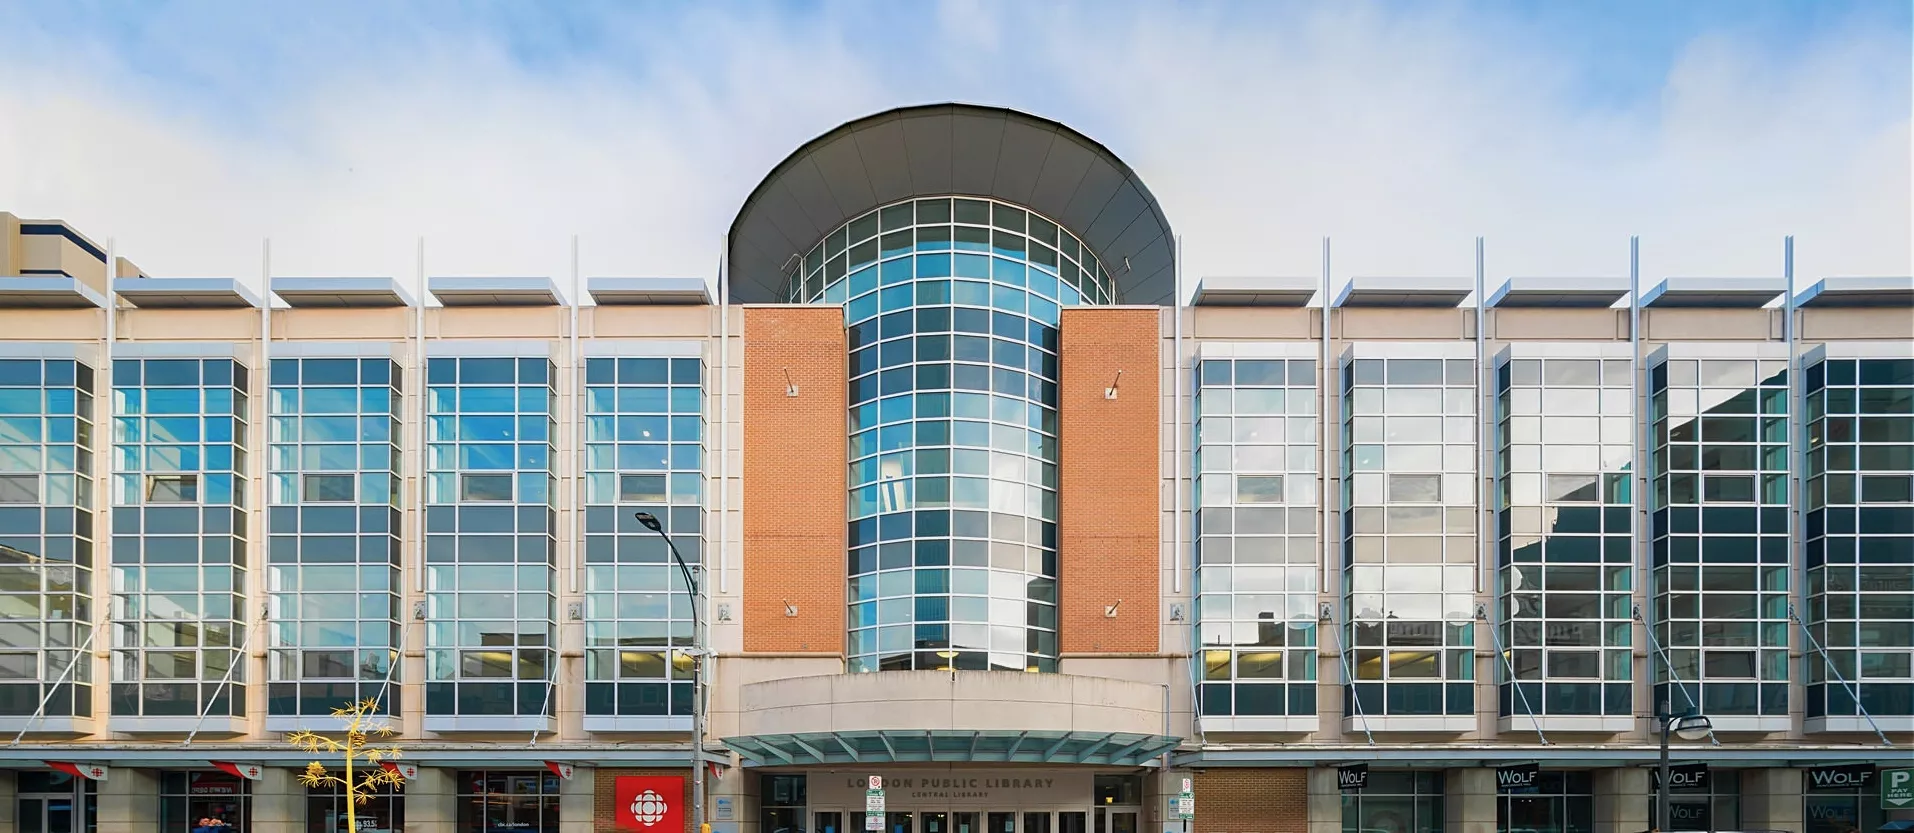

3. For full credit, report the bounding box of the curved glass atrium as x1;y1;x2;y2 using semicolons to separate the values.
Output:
788;196;1116;673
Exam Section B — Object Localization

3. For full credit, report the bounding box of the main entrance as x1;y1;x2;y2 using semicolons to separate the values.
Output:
798;769;1144;833
811;806;1141;833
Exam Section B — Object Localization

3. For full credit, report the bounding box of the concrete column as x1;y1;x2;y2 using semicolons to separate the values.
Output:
405;767;459;833
97;768;161;833
1306;767;1341;833
1740;769;1803;832
250;767;302;833
0;770;17;833
1593;768;1648;833
560;767;595;833
1444;768;1497;833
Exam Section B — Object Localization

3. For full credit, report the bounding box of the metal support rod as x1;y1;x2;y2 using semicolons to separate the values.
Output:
526;652;558;747
9;625;97;747
184;623;254;747
1634;605;1720;747
373;616;406;718
1788;604;1892;746
1479;604;1548;745
1324;605;1374;745
640;513;706;833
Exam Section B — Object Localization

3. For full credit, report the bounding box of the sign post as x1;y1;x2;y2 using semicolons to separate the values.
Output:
1175;776;1194;833
1884;767;1913;810
865;777;885;832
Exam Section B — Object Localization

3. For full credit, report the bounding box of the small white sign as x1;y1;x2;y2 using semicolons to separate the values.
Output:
1175;795;1194;819
866;793;887;813
715;797;735;821
866;813;885;831
1181;777;1192;793
868;776;883;790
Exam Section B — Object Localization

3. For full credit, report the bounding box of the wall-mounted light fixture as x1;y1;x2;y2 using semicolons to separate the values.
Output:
1105;369;1124;400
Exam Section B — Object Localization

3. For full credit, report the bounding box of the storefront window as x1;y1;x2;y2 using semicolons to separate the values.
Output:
456;770;561;833
1805;784;1885;833
17;770;98;833
1342;770;1444;833
763;774;808;833
159;771;249;832
1665;769;1739;832
306;782;404;833
1497;771;1590;833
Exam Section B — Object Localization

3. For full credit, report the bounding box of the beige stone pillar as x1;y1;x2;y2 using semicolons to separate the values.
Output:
248;766;302;832
1741;768;1803;832
0;770;17;833
1444;768;1497;833
1306;767;1342;833
97;768;161;833
1593;768;1648;833
404;767;459;833
560;766;595;833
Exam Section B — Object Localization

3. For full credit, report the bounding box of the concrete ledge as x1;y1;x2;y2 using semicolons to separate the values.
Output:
108;715;244;735
1498;715;1633;734
423;715;555;734
1804;715;1914;734
1198;715;1320;733
736;670;1165;736
0;716;96;737
582;715;693;733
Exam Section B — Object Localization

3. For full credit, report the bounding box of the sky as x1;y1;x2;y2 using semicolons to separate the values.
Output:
0;0;1908;299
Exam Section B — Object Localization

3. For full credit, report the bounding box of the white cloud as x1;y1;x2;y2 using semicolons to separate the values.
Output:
0;2;1905;299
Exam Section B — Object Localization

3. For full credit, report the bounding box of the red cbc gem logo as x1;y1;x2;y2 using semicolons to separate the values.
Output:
614;776;683;831
87;767;103;779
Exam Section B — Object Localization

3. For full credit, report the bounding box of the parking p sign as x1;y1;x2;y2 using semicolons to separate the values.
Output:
1884;767;1913;810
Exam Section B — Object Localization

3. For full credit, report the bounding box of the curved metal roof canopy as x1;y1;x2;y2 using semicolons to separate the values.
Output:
727;103;1175;305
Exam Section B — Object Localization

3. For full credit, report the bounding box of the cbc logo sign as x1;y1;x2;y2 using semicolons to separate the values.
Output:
630;789;670;826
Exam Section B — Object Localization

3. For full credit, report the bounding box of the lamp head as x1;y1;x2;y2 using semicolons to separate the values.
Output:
633;511;663;532
1671;714;1713;741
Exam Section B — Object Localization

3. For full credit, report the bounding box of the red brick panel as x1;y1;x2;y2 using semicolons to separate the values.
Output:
1057;307;1162;654
1194;768;1308;833
741;306;848;654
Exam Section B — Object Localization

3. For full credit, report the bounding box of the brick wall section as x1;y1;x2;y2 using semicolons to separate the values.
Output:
593;768;694;832
741;306;847;653
1194;769;1308;833
1057;307;1161;654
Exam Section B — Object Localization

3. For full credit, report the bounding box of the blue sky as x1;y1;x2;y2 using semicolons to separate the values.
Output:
0;0;1907;289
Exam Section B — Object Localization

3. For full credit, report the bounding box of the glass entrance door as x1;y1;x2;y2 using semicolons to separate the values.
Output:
18;792;83;833
1093;807;1139;833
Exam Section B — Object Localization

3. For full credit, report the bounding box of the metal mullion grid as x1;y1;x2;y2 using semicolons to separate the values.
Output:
0;359;95;714
1802;357;1914;717
1193;358;1321;718
109;359;250;718
422;358;558;717
265;358;404;717
579;356;702;718
1343;357;1477;716
1495;357;1636;718
1649;357;1792;717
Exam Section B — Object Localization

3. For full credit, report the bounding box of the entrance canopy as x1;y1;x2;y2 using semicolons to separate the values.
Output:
723;730;1180;768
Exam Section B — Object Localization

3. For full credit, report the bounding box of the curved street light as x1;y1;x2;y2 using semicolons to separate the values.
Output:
1655;708;1714;832
634;511;706;833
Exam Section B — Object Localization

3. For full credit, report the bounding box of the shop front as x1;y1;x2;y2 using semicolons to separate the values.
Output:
1341;770;1445;833
159;770;250;832
762;769;1148;833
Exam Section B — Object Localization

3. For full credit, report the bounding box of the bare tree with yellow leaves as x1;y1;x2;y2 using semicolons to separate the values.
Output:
287;698;406;833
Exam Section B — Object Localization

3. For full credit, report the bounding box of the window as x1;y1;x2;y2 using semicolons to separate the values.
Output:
300;474;354;502
459;474;513;502
0;475;36;503
146;474;199;503
1498;771;1592;833
306;782;404;833
456;771;560;833
1343;770;1443;833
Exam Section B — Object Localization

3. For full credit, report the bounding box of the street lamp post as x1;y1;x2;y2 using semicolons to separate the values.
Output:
636;511;705;833
1654;705;1713;832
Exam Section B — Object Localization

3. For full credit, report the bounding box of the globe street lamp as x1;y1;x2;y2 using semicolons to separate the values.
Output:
1655;707;1713;832
636;511;706;833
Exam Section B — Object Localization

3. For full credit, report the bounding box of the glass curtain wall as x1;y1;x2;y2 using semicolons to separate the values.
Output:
1195;354;1320;719
1649;355;1790;718
1341;771;1444;833
1496;771;1592;833
788;197;1116;673
581;355;702;722
1494;353;1634;719
109;357;249;720
1804;355;1914;720
265;357;404;719
0;358;95;719
1343;353;1478;718
423;357;557;719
